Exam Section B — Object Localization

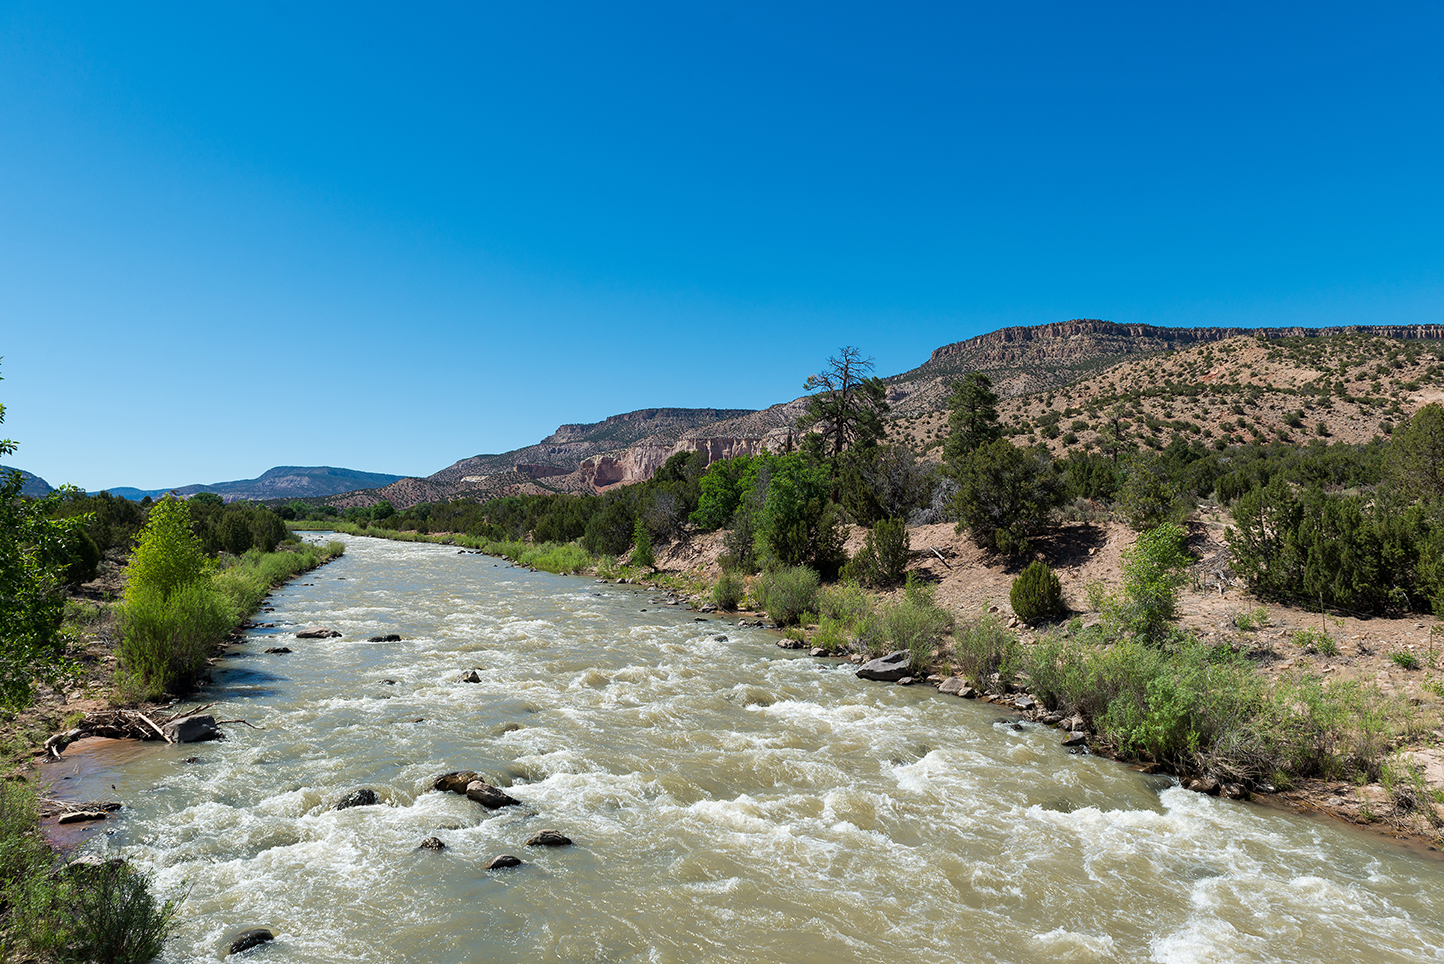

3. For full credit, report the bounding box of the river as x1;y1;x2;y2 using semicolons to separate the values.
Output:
53;534;1444;963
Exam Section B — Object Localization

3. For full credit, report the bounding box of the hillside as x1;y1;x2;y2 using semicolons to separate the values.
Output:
332;320;1444;509
105;465;406;502
0;465;53;498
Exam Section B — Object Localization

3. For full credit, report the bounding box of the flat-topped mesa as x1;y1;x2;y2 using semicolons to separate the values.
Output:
929;319;1444;367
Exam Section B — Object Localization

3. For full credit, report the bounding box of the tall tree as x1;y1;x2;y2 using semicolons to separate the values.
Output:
797;347;889;465
1389;402;1444;506
944;372;1001;467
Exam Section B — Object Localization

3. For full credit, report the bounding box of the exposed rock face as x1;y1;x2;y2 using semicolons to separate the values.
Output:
162;715;219;743
856;651;912;682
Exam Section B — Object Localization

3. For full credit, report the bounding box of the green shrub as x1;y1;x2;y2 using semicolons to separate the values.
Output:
846;518;911;588
711;571;745;611
1291;627;1337;655
630;518;655;570
752;565;820;626
817;581;874;624
59;860;182;964
1009;560;1063;624
118;581;234;699
880;577;954;673
1114;522;1190;643
952;615;1019;690
1391;650;1422;670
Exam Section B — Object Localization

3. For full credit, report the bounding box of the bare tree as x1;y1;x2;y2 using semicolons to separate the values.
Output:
797;346;889;463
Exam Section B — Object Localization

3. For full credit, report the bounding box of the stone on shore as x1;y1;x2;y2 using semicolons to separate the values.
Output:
465;780;520;809
856;650;911;682
57;810;108;824
162;715;219;744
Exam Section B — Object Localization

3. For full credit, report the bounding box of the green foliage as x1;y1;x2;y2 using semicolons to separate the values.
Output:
711;571;745;611
1231;606;1269;631
1291;627;1337;655
951;615;1020;691
582;497;637;557
754;455;848;578
56;860;182;964
951;439;1063;557
751;565;820;627
1391;650;1422;670
691;455;755;530
1009;560;1064;624
880;576;955;673
837;444;932;527
844;517;910;589
1387;402;1444;505
1228;477;1438;615
1117;451;1189;531
117;580;235;700
125;497;207;600
944;372;1001;464
0;468;84;707
630;516;655;570
1114;523;1191;643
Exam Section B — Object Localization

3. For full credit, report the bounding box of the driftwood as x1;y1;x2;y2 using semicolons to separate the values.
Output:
46;702;239;755
930;547;953;569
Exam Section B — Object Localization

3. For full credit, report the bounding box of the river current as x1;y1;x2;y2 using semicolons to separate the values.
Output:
57;534;1444;963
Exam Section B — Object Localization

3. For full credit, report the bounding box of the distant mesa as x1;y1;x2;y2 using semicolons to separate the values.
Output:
100;465;408;502
0;465;53;498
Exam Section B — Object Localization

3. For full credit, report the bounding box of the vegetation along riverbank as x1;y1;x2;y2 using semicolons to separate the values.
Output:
0;463;343;960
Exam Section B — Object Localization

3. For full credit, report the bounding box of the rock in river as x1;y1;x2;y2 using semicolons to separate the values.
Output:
525;829;573;847
162;715;219;744
227;928;274;955
433;771;480;794
465;781;520;809
856;650;911;682
483;854;522;869
333;788;380;810
295;626;341;639
418;836;446;851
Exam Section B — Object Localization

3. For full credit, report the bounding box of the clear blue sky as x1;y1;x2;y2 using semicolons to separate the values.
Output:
2;2;1441;491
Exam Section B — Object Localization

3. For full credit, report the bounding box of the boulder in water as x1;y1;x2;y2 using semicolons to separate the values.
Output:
418;836;446;851
368;634;402;642
465;781;520;809
856;651;911;682
333;788;379;810
460;670;483;683
162;715;219;744
264;646;292;654
433;771;479;794
525;829;572;847
227;928;274;955
483;854;522;869
295;626;341;638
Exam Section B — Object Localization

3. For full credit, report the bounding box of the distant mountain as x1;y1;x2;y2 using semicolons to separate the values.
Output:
103;466;407;502
0;465;53;498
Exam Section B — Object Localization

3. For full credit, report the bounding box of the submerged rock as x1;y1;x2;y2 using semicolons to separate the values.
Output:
227;928;274;955
368;634;402;642
333;788;380;810
483;854;522;869
856;651;911;682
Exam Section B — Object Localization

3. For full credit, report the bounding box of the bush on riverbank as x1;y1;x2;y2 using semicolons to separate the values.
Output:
0;782;180;962
118;508;343;699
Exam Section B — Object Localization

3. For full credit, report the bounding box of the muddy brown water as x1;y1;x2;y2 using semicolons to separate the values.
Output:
48;534;1444;963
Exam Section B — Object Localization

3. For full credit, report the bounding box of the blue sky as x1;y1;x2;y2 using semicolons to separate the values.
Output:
2;2;1441;491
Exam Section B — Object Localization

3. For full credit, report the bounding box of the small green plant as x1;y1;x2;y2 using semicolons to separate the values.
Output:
952;614;1019;690
844;518;911;589
1391;650;1422;670
630;517;655;571
1232;606;1269;631
881;576;955;673
1009;560;1064;625
1084;580;1108;613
